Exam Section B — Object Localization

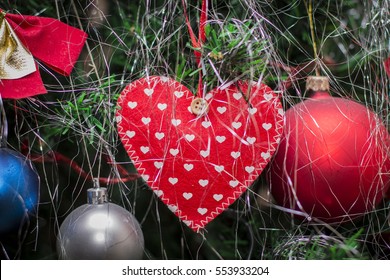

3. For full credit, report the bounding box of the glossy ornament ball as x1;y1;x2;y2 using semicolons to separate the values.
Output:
57;187;144;259
269;77;390;223
0;147;39;234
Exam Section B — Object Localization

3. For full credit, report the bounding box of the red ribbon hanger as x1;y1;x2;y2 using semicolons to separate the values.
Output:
181;0;208;98
0;9;87;99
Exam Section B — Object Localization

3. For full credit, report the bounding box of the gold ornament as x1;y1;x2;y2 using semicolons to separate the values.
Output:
0;11;36;80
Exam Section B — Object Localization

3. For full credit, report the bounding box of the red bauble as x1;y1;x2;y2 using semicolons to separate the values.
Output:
269;85;390;223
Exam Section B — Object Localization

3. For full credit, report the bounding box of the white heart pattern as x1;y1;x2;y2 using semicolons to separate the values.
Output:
183;192;193;200
184;163;194;171
128;101;137;109
263;93;273;101
214;165;225;173
170;148;179;156
155;132;165;140
174;91;184;98
229;180;239;188
198;179;209;187
231;151;241;159
233;92;242;100
154;190;163;197
232;122;242;129
158;103;167;111
168;204;178;213
248;107;257;115
197;208;208;215
126;131;135;138
261;152;271;160
245;166;255;173
185;134;195;142
171;119;181;126
246;137;256;145
262;123;272;131
116;76;283;232
144;88;154;96
168;177;178;185
142;117;151;125
200;150;210;158
216;136;226;143
140;146;150;154
142;174;150;181
202;121;212;128
217;106;227;114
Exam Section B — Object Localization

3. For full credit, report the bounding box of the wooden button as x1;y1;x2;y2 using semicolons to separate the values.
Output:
190;98;209;116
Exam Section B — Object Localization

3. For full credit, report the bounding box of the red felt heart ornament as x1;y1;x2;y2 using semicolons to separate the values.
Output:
116;76;283;232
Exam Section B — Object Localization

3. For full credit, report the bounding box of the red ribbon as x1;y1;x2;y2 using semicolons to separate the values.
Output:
0;9;87;99
181;0;208;97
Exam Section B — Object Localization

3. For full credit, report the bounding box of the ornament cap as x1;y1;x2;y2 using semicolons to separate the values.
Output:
87;179;108;204
306;76;330;93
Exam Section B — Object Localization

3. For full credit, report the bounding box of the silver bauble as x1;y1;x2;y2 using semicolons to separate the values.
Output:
57;186;144;259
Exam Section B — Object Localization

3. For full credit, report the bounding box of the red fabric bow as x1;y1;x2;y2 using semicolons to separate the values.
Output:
0;9;87;99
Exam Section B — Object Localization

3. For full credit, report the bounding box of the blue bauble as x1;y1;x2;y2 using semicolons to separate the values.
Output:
0;147;39;234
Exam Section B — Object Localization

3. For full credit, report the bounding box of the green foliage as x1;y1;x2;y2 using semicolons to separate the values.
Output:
273;228;369;260
46;76;120;145
183;19;269;90
305;229;367;260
